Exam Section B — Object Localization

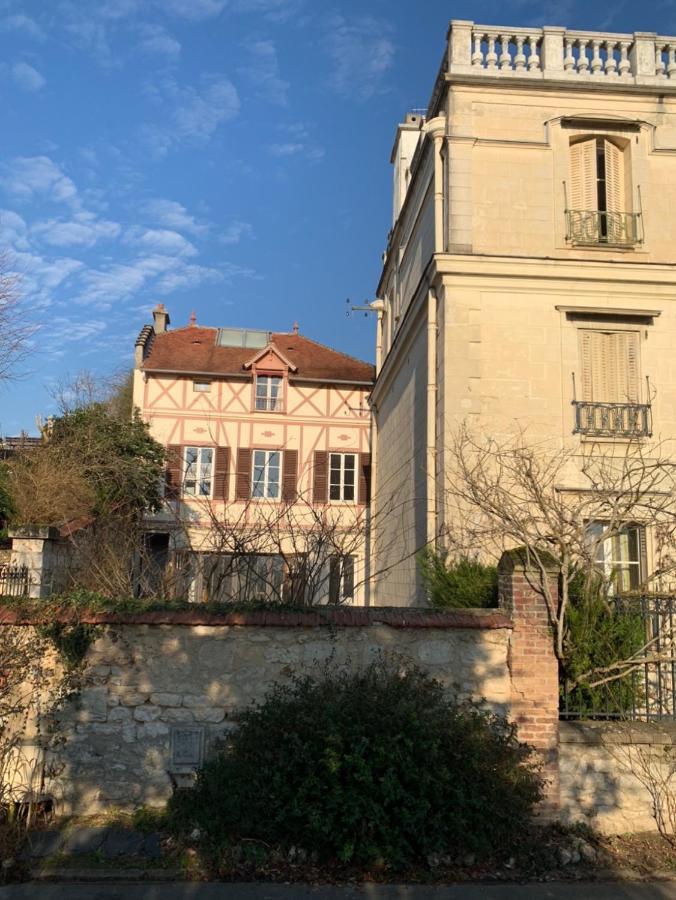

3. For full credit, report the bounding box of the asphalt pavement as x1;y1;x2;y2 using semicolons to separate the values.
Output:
1;882;676;899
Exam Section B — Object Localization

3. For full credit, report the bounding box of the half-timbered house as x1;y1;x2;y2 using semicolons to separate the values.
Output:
133;305;374;604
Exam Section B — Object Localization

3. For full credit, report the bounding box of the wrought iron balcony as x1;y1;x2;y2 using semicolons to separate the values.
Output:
566;210;642;247
573;401;652;438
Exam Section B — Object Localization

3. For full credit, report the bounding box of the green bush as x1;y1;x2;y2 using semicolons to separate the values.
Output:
169;662;542;868
562;574;645;716
418;550;498;609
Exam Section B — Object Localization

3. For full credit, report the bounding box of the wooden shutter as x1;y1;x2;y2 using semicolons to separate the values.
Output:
570;138;597;210
312;451;328;504
580;330;640;403
165;444;182;499
282;449;298;502
213;447;230;501
235;448;252;501
358;453;371;505
604;140;624;213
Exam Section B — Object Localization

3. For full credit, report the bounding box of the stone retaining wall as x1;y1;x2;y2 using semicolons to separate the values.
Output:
29;608;513;815
559;721;676;833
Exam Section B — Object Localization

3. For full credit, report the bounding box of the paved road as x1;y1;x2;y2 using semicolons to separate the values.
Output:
2;883;676;899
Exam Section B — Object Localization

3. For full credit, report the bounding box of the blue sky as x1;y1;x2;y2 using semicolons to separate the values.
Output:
0;0;674;433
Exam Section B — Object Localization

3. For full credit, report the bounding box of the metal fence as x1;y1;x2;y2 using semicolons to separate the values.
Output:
573;400;652;438
0;563;29;598
561;595;676;721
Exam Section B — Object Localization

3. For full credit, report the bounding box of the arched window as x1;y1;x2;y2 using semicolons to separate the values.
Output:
567;137;639;246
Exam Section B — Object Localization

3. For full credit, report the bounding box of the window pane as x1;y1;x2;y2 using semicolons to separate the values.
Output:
344;485;354;501
269;452;280;469
199;479;210;496
186;447;198;464
344;454;355;471
201;448;213;465
267;480;279;499
329;484;341;500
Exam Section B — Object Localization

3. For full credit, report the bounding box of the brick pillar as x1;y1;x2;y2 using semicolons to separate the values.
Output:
498;549;560;819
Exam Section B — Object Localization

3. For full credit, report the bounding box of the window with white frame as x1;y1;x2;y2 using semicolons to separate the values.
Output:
252;449;281;499
193;380;211;393
587;521;645;593
329;452;356;502
255;375;283;411
183;446;214;497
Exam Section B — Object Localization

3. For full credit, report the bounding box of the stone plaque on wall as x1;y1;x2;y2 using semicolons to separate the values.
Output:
170;726;205;770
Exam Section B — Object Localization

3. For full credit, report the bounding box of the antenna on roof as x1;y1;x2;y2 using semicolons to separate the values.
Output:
292;322;299;335
189;311;197;327
345;297;375;318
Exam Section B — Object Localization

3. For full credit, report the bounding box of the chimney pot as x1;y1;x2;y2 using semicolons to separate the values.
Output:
152;303;170;334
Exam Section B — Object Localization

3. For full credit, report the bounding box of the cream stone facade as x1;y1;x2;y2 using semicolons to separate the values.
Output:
372;22;676;605
133;308;374;605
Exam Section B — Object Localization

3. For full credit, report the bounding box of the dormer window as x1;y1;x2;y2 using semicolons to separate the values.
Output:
566;137;641;247
255;375;283;412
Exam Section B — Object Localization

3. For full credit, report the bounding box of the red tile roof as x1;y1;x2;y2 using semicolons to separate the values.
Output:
141;327;375;384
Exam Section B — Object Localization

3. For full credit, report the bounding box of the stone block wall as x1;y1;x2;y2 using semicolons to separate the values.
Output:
560;721;676;833
28;607;513;815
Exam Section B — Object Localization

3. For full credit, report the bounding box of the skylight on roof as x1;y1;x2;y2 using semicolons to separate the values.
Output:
217;328;270;349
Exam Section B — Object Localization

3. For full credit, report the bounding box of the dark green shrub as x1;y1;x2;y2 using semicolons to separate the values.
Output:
562;574;645;716
169;662;542;867
418;549;498;609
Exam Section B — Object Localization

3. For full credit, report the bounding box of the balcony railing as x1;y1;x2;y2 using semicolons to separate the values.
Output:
573;401;652;437
566;210;642;246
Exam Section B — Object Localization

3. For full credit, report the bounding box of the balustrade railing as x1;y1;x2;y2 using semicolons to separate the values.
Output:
566;210;642;246
448;21;676;84
573;401;652;438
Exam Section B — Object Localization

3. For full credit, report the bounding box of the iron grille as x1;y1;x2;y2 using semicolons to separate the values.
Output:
561;595;676;721
0;563;29;597
566;209;642;246
573;401;652;438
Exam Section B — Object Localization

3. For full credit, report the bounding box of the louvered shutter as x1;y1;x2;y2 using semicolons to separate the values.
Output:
328;556;340;604
235;448;252;501
282;449;298;502
358;453;371;505
165;444;182;499
638;527;648;585
579;331;594;401
213;447;230;501
580;330;640;403
604;140;624;213
570;138;597;210
312;451;328;504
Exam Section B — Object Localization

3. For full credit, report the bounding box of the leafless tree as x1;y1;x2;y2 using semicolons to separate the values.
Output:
0;253;34;385
442;424;676;682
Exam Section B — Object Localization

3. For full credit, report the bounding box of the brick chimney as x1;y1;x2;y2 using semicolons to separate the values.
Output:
152;303;170;334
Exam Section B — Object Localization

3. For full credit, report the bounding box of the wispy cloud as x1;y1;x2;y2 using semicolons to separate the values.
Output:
136;23;181;60
32;212;121;248
268;122;324;162
325;14;394;100
220;220;254;244
239;38;288;106
161;0;227;20
124;226;198;257
0;14;45;41
0;156;79;207
12;62;46;92
142;198;208;236
142;73;240;156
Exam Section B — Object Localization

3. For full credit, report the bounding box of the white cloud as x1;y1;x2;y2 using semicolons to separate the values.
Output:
125;227;198;257
142;198;208;235
0;156;79;207
143;74;240;155
268;123;324;162
325;14;394;100
0;209;29;250
1;14;45;40
161;0;227;19
10;251;84;309
173;75;240;141
12;62;46;92
239;39;288;106
220;220;253;244
137;24;181;60
32;212;121;248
